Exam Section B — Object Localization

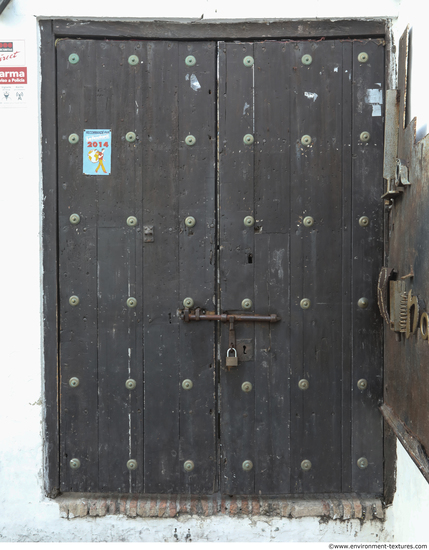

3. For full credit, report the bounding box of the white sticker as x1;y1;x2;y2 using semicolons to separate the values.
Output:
190;74;201;91
304;92;318;102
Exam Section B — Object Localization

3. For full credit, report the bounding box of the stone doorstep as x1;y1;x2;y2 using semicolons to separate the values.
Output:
57;494;384;521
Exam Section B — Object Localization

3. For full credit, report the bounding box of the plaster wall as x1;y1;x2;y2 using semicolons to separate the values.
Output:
0;0;427;542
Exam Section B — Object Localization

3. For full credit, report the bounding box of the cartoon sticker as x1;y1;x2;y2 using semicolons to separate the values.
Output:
83;129;111;175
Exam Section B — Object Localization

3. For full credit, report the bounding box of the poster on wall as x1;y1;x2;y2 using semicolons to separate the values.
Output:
83;130;112;175
0;40;27;108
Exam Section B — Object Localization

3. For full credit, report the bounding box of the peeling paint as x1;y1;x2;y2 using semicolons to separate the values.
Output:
304;91;318;102
190;74;201;91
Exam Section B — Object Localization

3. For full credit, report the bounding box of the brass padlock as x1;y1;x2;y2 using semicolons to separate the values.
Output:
226;347;238;367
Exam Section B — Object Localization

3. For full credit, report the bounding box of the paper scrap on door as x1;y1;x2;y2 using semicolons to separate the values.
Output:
83;129;111;175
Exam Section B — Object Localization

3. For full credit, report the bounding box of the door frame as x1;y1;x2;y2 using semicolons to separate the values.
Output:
40;17;395;500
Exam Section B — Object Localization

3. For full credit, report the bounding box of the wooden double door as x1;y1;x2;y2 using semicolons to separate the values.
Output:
57;37;384;495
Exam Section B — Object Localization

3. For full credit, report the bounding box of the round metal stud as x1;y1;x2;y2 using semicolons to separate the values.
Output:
243;56;254;67
360;131;371;142
185;216;196;228
182;379;193;390
69;295;80;306
302;54;312;65
243;134;254;145
68;53;79;64
184;460;195;472
185;55;196;67
303;216;314;227
358;52;369;63
357;457;368;469
300;298;310;310
244;216;255;227
125;379;137;390
128;55;139;66
126;132;136;143
301;135;312;146
185;135;196;146
68;133;79;144
70;458;81;469
127;297;137;308
127;459;138;470
69;377;80;388
359;216;369;227
241;298;253;310
127;216;138;227
358;297;369;309
69;213;81;225
298;379;309;391
301;459;312;471
241;381;253;393
183;297;194;308
420;312;429;340
242;460;253;471
357;379;368;390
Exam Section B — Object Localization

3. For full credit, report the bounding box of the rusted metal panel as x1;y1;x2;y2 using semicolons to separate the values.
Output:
382;25;429;475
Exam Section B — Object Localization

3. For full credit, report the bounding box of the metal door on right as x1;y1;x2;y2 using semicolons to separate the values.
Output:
218;39;384;494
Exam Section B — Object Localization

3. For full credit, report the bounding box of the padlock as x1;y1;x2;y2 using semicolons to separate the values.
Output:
226;347;238;367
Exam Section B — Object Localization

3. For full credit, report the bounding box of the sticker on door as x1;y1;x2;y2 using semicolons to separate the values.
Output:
83;129;111;175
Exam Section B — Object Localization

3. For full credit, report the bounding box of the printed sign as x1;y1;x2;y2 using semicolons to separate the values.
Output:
0;40;27;108
83;130;112;175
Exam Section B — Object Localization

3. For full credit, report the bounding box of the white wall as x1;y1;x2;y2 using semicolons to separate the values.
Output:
2;0;429;542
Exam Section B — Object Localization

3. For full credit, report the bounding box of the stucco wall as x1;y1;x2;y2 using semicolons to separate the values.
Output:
1;0;429;542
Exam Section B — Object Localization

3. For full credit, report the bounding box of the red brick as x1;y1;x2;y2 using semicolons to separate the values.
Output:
251;496;260;516
158;498;167;517
374;500;384;519
281;500;292;517
241;498;249;516
89;499;98;517
229;496;237;516
351;495;363;519
179;496;188;515
97;499;107;517
119;497;127;515
201;498;209;517
149;497;158;517
221;497;226;515
169;498;178;517
342;499;352;520
190;497;198;515
129;497;138;518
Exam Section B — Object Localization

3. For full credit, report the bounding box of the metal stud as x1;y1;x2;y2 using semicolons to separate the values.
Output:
70;214;81;225
183;297;194;308
359;216;369;227
126;132;136;143
360;131;370;142
357;379;368;390
69;377;80;388
185;216;196;228
241;381;253;393
127;297;137;308
243;134;254;145
125;379;136;390
184;460;194;472
185;55;196;67
68;133;79;144
128;55;139;66
242;460;253;471
302;54;312;65
298;379;309;391
182;379;193;390
243;216;255;227
357;457;368;469
127;459;138;470
68;53;79;64
243;56;254;67
301;459;312;471
241;298;252;310
300;298;310;310
301;135;312;146
185;135;196;146
358;52;369;63
127;216;138;227
69;295;80;306
70;458;81;469
358;297;369;309
303;216;314;227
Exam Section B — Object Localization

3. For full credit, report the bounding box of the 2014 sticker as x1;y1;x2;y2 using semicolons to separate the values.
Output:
83;129;111;175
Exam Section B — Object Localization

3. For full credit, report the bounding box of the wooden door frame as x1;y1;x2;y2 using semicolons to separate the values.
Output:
41;18;395;500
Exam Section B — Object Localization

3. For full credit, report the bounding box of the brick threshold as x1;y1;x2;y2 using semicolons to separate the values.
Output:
57;493;384;521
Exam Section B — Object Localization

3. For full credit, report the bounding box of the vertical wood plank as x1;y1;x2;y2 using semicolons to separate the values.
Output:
142;41;182;493
219;41;256;494
57;39;99;492
253;42;291;494
289;40;345;493
351;40;384;494
177;42;217;494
